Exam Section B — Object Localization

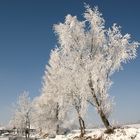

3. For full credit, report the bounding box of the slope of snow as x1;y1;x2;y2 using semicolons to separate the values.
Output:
42;125;140;140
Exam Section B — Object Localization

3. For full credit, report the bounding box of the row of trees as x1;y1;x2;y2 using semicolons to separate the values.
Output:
10;5;139;138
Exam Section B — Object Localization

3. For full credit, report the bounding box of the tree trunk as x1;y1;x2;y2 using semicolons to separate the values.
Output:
93;93;112;130
56;103;59;135
25;129;27;140
78;116;86;137
56;124;59;135
99;110;111;130
25;115;30;139
89;78;112;131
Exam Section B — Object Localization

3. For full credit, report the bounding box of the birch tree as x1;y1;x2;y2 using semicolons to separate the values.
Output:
41;48;87;136
54;5;139;131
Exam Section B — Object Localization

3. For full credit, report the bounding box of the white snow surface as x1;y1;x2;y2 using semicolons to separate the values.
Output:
1;124;140;140
0;138;9;140
39;124;140;140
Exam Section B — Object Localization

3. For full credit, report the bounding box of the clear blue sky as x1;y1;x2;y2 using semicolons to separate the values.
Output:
0;0;140;125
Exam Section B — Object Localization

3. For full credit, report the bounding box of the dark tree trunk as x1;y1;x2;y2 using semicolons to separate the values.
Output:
78;116;86;137
94;94;112;131
56;124;59;135
56;103;60;135
99;110;111;130
89;78;112;131
93;93;112;130
25;113;30;140
25;129;27;140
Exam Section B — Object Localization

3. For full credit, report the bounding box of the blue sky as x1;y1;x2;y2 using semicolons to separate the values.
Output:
0;0;140;125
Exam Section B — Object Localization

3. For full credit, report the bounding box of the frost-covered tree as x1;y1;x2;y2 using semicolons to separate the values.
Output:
32;96;51;134
36;49;68;135
33;94;62;135
11;91;33;139
42;51;62;135
54;5;139;131
32;95;48;134
56;58;87;137
40;48;86;137
54;47;88;136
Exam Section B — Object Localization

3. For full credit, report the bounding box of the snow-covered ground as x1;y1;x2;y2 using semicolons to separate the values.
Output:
0;138;8;140
1;124;140;140
125;123;140;128
41;124;140;140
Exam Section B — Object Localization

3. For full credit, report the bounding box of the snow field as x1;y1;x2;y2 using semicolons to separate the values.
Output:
43;126;140;140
